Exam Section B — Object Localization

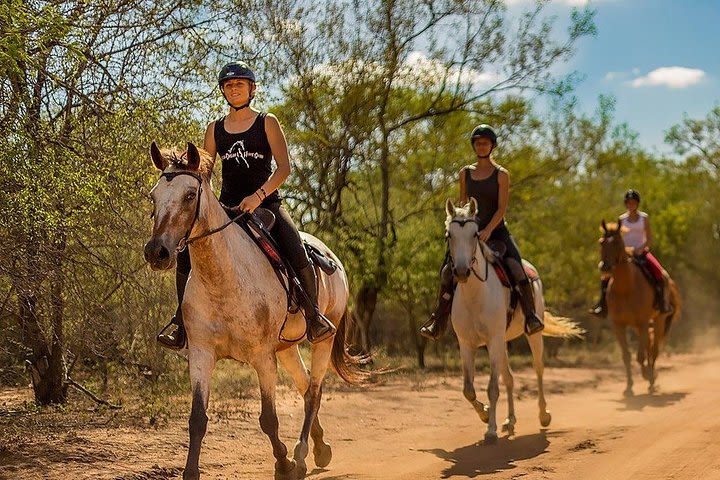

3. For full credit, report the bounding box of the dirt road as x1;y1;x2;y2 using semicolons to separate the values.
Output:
2;349;720;480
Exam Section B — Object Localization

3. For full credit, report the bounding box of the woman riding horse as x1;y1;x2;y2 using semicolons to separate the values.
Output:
590;189;672;317
157;62;336;349
420;124;544;339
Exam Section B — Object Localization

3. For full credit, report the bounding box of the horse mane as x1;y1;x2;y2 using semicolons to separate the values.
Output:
160;147;215;180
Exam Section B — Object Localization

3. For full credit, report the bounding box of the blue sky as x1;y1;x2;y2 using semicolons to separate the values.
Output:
528;0;720;155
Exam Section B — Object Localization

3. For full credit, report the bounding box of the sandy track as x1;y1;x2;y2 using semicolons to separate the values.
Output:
2;350;720;480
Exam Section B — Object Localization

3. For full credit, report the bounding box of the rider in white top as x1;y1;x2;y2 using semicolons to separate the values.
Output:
619;211;648;252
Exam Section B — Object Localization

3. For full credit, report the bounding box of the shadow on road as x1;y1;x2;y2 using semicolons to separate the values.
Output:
419;430;550;478
615;391;687;411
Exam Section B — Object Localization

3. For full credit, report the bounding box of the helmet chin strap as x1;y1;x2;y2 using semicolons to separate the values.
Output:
220;83;255;111
475;145;494;159
224;95;254;111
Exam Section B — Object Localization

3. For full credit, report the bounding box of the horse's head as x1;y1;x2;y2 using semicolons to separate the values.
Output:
598;219;629;273
445;198;481;283
143;142;210;271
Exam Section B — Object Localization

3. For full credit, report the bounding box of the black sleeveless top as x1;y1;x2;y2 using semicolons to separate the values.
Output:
214;112;280;206
465;167;505;230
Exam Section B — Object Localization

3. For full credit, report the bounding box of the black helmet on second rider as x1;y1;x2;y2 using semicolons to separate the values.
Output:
218;62;256;111
470;124;497;146
624;189;641;204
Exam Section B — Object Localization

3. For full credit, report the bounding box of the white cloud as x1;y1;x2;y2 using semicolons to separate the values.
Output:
605;71;627;81
311;51;499;91
403;51;499;87
631;67;706;89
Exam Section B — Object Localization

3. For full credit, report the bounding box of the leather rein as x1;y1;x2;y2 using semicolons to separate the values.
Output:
158;171;245;253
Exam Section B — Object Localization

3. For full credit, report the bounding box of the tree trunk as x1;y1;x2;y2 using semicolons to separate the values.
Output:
349;284;377;355
19;239;67;405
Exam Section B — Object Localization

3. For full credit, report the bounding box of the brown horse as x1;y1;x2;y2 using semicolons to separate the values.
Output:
598;220;681;396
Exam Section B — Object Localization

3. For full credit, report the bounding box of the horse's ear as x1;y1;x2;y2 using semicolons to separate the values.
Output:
469;197;478;217
186;142;201;171
446;198;455;216
150;142;167;170
601;219;607;233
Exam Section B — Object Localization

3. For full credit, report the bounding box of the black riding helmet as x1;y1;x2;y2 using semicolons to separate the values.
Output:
624;189;641;203
470;124;498;146
218;62;256;111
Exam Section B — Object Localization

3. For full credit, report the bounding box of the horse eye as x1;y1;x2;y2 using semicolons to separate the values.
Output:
185;192;196;201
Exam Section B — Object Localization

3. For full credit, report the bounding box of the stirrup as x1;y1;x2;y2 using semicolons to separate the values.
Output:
307;311;336;344
420;314;444;340
156;318;187;350
524;315;544;335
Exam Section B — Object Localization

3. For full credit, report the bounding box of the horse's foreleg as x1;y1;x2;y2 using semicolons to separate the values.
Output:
527;332;551;427
459;341;488;425
613;323;633;397
649;316;665;392
484;337;504;444
279;342;333;477
299;340;333;475
499;349;516;437
183;348;216;480
637;322;651;382
254;354;295;480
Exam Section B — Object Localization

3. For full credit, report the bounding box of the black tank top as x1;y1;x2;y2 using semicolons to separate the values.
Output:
465;167;505;230
214;112;280;206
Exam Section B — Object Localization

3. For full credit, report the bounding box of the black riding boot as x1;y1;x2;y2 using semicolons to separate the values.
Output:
589;278;610;317
655;281;672;314
298;264;337;343
518;278;544;335
420;264;454;340
157;270;188;350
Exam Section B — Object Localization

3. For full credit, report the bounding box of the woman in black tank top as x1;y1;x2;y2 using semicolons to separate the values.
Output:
420;124;544;340
156;62;335;350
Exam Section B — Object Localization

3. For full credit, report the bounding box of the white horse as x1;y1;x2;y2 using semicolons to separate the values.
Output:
143;142;366;480
444;199;582;443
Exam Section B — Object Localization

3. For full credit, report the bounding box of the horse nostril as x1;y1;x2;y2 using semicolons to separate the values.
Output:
143;241;154;262
158;245;170;261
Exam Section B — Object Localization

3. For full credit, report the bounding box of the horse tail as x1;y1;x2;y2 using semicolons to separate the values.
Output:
665;279;682;335
331;307;373;385
541;311;585;338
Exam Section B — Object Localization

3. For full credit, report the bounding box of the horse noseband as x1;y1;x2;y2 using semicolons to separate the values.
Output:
160;171;203;252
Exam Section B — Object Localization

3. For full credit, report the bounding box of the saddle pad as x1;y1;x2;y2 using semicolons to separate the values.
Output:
492;263;539;288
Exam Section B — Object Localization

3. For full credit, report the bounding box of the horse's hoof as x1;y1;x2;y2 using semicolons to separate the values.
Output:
648;384;657;394
313;443;333;468
501;418;516;436
182;469;200;480
623;388;634;398
274;459;297;480
484;431;498;445
540;411;552;428
475;403;490;424
295;460;307;479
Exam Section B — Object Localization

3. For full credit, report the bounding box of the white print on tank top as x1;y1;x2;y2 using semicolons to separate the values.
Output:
620;211;648;250
222;140;265;168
